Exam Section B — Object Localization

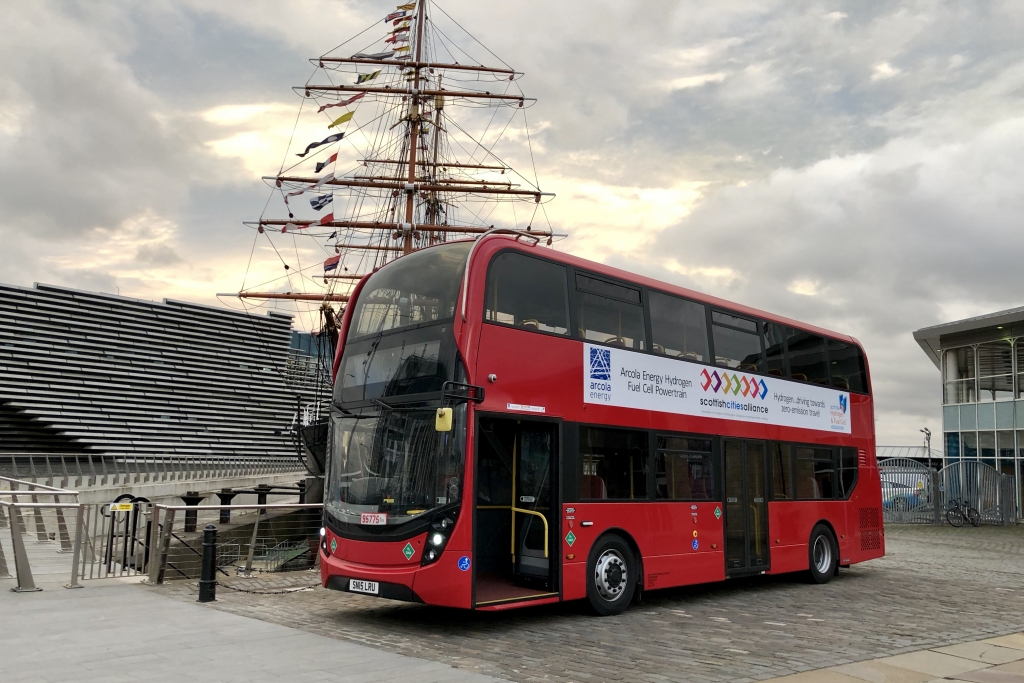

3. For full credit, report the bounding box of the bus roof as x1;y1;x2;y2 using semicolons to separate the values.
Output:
469;235;862;349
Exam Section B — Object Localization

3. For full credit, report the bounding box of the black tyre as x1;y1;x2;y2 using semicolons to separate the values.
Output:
947;508;964;527
807;524;837;585
586;534;636;616
966;507;981;527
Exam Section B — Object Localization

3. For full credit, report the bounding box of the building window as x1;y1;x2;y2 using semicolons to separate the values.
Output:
484;252;570;335
945;432;960;460
648;291;709;361
979;431;996;467
977;340;1013;402
579;426;649;500
962;432;978;459
943;347;976;404
655;435;714;500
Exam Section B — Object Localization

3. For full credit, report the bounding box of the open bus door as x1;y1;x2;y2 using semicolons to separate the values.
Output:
474;416;559;606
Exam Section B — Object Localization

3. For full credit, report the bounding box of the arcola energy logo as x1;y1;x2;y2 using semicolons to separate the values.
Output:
699;368;768;400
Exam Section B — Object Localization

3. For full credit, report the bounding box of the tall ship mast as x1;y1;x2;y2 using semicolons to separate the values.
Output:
230;1;556;312
224;1;558;470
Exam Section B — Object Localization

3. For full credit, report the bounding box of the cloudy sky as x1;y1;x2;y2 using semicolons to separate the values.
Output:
3;0;1023;446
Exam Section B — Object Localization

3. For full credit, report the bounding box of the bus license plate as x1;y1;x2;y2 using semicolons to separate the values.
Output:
360;512;387;525
349;579;378;595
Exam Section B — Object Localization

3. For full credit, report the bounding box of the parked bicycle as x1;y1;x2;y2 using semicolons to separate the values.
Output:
946;497;981;527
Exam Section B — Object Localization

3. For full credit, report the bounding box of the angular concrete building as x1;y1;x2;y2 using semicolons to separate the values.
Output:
0;283;324;459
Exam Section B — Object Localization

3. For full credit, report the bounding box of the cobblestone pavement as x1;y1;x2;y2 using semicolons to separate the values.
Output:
154;525;1024;683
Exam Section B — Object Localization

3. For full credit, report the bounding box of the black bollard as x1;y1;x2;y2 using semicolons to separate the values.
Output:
198;524;217;603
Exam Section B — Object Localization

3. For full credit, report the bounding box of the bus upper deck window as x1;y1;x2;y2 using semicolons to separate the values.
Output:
711;311;762;372
575;274;646;351
649;291;709;362
788;332;829;386
484;252;569;335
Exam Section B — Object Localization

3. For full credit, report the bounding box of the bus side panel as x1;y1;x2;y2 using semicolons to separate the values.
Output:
647;501;725;589
559;503;658;599
767;501;850;575
473;324;579;417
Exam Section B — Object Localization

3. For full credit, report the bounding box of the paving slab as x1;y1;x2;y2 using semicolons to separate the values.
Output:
0;578;511;683
830;659;936;682
987;635;1024;652
933;642;1024;665
876;651;990;678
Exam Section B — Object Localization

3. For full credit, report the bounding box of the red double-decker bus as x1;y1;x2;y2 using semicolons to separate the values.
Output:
320;232;884;615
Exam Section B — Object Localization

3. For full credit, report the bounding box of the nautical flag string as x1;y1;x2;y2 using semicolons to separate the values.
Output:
351;51;395;60
385;10;408;21
327;231;337;241
394;45;410;53
385;34;408;44
296;133;344;157
315;152;338;173
318;213;334;226
282;222;298;234
310;194;333;211
327;111;354;129
355;70;381;84
318;92;365;114
396;3;415;10
324;255;341;273
391;25;410;34
393;17;410;27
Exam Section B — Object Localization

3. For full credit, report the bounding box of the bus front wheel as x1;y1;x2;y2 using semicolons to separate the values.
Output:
586;534;636;616
807;524;838;584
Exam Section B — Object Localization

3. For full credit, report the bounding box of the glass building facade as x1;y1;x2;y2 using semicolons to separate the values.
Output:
917;311;1024;519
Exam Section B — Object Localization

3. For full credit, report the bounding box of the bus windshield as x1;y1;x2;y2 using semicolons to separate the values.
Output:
348;241;471;339
325;405;466;527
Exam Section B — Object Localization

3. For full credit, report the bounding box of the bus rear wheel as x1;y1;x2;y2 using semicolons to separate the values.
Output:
586;534;636;616
807;524;837;584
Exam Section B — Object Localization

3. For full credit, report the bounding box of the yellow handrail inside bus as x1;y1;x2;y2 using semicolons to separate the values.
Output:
511;507;549;558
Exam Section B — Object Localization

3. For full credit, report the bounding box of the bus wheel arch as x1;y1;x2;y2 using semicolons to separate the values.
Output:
585;530;641;616
806;521;839;584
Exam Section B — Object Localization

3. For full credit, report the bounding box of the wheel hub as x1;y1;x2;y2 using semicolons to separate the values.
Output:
594;549;628;601
813;535;832;574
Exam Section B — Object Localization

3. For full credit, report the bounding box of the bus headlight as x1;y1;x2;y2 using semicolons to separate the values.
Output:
421;516;455;566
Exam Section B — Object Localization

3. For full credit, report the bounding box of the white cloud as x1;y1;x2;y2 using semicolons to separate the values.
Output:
872;62;901;80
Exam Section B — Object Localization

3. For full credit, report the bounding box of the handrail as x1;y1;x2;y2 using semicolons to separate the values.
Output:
152;503;322;511
511;507;549;558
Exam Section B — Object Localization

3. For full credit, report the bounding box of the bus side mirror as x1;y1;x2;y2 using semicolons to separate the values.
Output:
435;407;452;432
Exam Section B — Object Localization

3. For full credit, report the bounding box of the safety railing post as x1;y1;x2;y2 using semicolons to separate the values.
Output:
65;504;85;589
146;505;162;585
243;512;262;576
9;505;41;592
54;493;72;552
0;510;10;578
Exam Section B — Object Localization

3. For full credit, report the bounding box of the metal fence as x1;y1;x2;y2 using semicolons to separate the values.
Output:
0;454;306;489
147;503;323;584
879;458;1016;526
1;473;322;591
0;476;83;591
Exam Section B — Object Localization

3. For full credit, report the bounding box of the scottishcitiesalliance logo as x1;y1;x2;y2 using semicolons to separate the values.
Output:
699;368;769;414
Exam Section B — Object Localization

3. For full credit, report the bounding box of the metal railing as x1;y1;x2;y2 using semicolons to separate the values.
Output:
879;458;1017;526
0;454;306;489
0;476;83;592
147;503;323;584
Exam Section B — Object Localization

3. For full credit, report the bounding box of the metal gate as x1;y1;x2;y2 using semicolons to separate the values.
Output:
878;458;939;524
938;461;1013;526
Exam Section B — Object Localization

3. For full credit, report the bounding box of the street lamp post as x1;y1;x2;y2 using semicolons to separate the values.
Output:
920;427;932;470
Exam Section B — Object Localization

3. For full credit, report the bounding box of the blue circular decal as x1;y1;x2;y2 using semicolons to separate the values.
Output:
692;539;699;550
457;556;471;571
